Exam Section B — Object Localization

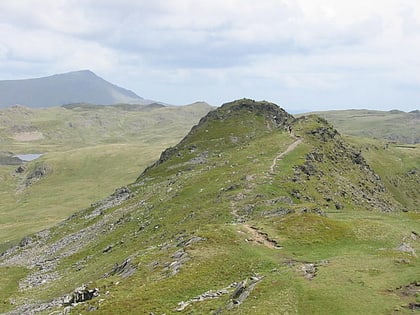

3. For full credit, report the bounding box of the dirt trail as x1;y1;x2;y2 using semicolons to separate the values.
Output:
242;224;282;249
270;135;302;174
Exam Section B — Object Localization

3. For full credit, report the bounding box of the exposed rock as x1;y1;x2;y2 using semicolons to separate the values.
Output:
285;260;329;280
403;231;419;242
0;199;137;292
167;151;209;170
290;129;399;212
18;236;33;247
245;225;282;249
104;258;137;278
306;118;339;141
396;243;417;257
163;249;190;276
300;207;325;216
300;263;317;280
408;303;420;310
290;189;301;199
2;298;62;315
188;150;209;165
63;285;99;306
227;276;264;309
264;196;294;206
395;281;420;296
394;281;420;311
102;245;113;253
20;266;60;290
25;163;50;186
176;275;263;312
87;186;132;219
176;282;237;311
200;99;294;129
351;151;365;165
263;208;295;217
15;165;26;173
176;236;206;248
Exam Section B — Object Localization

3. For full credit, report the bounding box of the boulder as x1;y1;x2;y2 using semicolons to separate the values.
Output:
63;285;99;306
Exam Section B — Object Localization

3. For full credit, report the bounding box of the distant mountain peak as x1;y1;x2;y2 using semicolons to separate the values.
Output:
0;70;155;108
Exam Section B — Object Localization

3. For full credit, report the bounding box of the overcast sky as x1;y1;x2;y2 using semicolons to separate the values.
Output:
1;0;419;112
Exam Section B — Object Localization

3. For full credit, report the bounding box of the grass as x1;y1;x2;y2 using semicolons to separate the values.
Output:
0;103;212;247
0;100;419;314
60;111;420;312
0;266;28;313
0;143;164;246
301;109;419;144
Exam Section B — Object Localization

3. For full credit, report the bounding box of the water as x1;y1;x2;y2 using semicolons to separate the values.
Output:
13;154;43;162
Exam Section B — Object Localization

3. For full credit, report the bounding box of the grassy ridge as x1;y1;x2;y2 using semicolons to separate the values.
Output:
0;100;419;314
302;109;419;144
0;100;418;314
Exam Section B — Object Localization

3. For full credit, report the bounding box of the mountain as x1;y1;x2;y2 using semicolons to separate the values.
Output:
0;99;419;314
302;109;420;144
0;70;153;108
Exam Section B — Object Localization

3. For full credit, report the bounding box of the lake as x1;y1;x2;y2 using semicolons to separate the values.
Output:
13;154;43;162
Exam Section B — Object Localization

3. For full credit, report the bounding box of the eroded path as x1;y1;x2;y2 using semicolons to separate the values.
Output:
242;224;282;249
269;135;302;174
230;132;302;249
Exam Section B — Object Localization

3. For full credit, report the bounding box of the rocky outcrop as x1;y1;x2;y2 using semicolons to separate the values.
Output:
394;282;420;311
104;258;137;278
290;117;400;212
227;276;264;309
175;275;264;312
285;260;329;280
86;186;132;219
24;163;50;186
396;243;417;257
176;282;236;311
201;99;295;129
63;285;99;306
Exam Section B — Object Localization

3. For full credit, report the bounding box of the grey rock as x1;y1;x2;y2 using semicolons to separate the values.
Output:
63;285;99;306
396;243;417;257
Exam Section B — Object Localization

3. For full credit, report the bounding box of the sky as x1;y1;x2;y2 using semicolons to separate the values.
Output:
1;0;419;112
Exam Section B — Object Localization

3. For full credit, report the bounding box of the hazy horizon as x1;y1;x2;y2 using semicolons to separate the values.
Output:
1;1;419;112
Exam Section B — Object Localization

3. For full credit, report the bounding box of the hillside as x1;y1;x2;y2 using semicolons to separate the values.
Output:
0;102;213;250
0;101;213;152
0;99;418;314
0;70;152;108
303;109;420;144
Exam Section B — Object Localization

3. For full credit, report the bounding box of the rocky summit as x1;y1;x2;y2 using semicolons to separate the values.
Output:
0;99;419;314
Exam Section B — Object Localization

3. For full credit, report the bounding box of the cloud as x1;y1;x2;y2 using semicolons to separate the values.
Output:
0;0;419;110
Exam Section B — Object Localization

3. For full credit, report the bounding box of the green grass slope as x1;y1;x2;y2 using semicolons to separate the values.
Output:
0;103;213;249
302;109;420;144
0;99;418;315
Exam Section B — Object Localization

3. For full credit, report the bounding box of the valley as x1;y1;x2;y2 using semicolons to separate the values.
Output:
0;102;213;249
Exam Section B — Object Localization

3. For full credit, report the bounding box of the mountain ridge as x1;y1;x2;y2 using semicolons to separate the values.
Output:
0;99;418;314
301;109;420;144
